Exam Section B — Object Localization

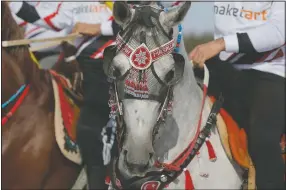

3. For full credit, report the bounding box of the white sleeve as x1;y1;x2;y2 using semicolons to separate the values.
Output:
9;1;23;13
9;1;74;31
100;20;114;36
224;2;285;53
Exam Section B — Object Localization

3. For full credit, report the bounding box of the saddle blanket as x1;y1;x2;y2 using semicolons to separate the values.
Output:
51;71;82;164
208;96;256;189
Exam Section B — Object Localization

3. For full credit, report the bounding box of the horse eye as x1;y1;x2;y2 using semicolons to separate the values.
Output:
114;68;121;78
169;28;173;37
164;69;174;82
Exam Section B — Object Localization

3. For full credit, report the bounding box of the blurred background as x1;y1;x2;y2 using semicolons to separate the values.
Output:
39;1;215;67
182;1;214;52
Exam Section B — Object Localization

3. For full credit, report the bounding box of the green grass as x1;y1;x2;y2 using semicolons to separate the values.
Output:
183;34;214;53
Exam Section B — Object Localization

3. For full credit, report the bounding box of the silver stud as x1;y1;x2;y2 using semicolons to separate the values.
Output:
199;133;205;139
161;175;168;182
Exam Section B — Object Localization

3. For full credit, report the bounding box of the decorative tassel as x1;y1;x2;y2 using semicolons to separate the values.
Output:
105;176;111;185
205;137;217;162
184;168;194;190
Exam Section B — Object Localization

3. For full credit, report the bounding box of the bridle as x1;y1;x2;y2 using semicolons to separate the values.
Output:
102;2;224;190
103;4;185;148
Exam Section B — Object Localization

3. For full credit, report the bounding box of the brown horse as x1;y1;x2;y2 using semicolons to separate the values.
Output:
1;2;82;189
52;41;83;100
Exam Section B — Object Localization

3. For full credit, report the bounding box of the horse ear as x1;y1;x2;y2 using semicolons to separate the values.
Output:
161;2;191;27
61;41;77;56
113;2;132;26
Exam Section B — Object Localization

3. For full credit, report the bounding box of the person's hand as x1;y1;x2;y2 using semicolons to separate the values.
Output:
72;22;101;36
189;38;225;68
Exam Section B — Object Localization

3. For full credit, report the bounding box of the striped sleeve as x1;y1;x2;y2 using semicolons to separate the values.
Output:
9;1;73;31
224;2;285;53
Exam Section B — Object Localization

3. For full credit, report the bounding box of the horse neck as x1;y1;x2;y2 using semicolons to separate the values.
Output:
154;27;206;162
2;4;51;106
1;49;24;111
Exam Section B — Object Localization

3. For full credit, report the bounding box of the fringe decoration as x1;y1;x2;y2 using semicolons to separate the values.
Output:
205;137;217;162
184;168;194;190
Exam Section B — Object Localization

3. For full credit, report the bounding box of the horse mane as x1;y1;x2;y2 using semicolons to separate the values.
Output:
1;2;50;93
1;2;24;40
1;2;26;59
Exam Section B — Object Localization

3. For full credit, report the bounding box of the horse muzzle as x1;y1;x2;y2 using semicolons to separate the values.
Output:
122;149;155;177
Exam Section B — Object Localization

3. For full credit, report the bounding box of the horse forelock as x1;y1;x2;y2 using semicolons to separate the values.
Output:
119;12;172;54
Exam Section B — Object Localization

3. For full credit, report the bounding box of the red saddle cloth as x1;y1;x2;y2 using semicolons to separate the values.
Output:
50;70;79;142
210;96;286;168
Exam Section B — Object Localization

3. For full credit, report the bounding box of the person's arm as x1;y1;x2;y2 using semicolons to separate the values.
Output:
223;2;285;53
72;18;121;36
9;1;73;31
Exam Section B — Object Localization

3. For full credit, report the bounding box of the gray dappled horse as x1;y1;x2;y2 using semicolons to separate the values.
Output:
103;2;243;189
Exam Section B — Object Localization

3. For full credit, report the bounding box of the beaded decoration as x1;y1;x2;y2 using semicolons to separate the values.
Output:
163;3;183;53
107;4;184;119
174;24;183;53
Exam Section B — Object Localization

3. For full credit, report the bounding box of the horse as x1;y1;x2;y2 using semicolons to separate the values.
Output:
103;2;246;189
51;41;84;101
2;2;82;189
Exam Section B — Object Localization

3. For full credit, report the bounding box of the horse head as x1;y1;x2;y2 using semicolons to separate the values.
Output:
52;41;83;100
104;1;191;177
53;41;80;77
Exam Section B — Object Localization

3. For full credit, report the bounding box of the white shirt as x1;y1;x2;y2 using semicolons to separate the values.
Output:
10;2;115;55
12;2;67;52
214;2;285;77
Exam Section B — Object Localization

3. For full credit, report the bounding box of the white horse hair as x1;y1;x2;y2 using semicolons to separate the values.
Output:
110;2;243;189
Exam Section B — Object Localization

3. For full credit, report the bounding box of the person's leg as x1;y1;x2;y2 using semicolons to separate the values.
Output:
244;70;285;189
205;58;246;126
76;58;110;189
205;60;285;188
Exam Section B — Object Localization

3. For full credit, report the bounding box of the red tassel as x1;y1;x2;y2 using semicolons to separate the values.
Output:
105;176;111;185
206;137;217;161
184;168;194;190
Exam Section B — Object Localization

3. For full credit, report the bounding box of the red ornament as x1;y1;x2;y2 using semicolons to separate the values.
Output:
130;44;152;70
141;181;161;190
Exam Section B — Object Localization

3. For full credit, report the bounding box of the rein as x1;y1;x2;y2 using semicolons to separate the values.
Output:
2;85;26;109
2;85;30;125
154;64;210;171
2;50;41;126
110;87;224;190
1;33;82;48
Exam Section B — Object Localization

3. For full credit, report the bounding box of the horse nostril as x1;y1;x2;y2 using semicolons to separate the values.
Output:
149;153;154;159
124;149;128;156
